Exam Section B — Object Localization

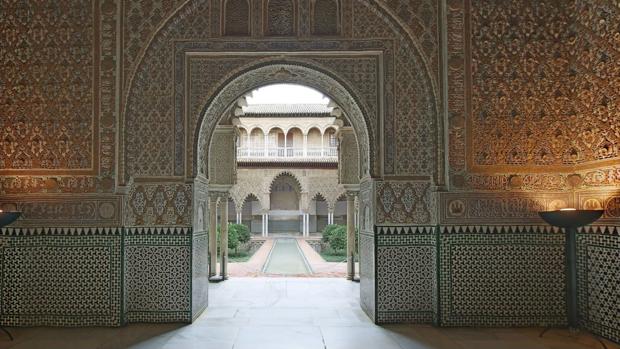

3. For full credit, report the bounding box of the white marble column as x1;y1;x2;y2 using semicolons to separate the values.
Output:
303;214;307;237
346;192;356;280
236;211;242;224
208;195;218;278
302;213;309;237
265;213;269;237
219;195;229;279
261;214;266;237
303;134;308;157
263;133;268;156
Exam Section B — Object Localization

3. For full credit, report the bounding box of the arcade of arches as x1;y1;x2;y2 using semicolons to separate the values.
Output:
0;0;618;348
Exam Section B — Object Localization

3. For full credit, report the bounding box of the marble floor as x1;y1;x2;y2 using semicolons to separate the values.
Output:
0;278;617;349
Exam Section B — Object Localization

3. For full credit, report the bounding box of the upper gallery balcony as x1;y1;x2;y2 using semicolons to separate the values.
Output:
233;103;343;164
236;145;338;163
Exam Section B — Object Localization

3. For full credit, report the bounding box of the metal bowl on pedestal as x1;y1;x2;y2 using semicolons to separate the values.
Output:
537;208;607;349
538;209;604;228
0;211;21;229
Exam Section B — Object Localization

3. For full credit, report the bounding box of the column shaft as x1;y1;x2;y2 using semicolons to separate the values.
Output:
303;134;308;157
346;194;356;280
208;197;218;277
220;197;229;279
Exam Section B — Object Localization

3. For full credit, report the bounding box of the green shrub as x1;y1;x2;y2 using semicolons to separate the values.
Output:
227;225;240;251
321;224;341;243
230;223;251;244
327;225;347;252
216;223;245;253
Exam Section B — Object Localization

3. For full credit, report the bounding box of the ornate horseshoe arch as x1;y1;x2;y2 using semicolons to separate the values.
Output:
194;63;373;181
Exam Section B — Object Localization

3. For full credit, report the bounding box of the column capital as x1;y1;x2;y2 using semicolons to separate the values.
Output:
342;184;360;193
208;184;232;201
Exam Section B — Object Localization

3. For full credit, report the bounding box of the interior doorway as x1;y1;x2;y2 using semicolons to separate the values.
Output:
203;80;364;281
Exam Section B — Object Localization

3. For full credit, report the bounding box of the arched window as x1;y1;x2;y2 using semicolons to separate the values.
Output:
224;0;250;36
312;0;338;35
266;0;296;36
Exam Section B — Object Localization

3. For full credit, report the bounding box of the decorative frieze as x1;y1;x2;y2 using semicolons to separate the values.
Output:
0;195;122;227
125;182;193;226
376;181;433;225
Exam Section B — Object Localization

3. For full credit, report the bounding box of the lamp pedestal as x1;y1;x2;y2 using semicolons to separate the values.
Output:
538;209;608;349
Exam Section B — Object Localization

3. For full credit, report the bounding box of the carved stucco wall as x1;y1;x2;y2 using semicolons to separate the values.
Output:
230;168;344;212
447;0;620;197
0;0;120;225
208;126;237;185
443;1;619;342
122;0;440;185
338;127;360;185
1;0;618;340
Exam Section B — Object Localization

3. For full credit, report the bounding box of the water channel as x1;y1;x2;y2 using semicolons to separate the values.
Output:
262;238;312;275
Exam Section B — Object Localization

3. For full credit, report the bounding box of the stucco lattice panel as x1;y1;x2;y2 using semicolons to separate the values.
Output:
440;229;566;327
470;1;576;169
188;56;258;139
338;130;360;184
573;1;620;164
124;232;192;323
312;0;338;35
308;56;379;138
577;229;620;343
266;0;296;36
224;0;250;36
124;1;210;178
0;230;122;327
123;0;187;87
376;227;436;324
125;183;193;226
352;1;437;176
376;181;432;225
0;1;93;172
446;0;466;174
378;0;438;79
208;129;236;185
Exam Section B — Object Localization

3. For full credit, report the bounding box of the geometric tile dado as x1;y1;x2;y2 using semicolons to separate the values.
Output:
0;228;122;327
439;226;566;327
577;228;620;343
376;226;436;324
124;230;192;323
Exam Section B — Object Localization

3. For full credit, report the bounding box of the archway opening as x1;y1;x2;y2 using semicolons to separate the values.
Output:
269;173;302;235
199;68;366;282
241;193;261;235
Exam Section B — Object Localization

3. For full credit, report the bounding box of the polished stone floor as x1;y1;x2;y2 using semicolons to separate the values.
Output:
1;278;617;349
